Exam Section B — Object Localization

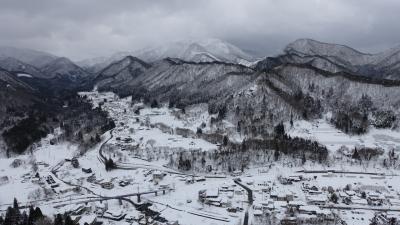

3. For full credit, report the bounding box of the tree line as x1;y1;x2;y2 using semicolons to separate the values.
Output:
0;198;77;225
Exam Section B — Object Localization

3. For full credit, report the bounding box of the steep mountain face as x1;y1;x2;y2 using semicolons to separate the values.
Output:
218;63;400;137
41;57;90;81
78;39;258;73
94;43;400;137
284;38;372;65
0;68;40;133
95;56;150;90
0;46;58;68
0;65;114;155
0;57;44;78
0;68;36;92
96;57;257;103
0;56;93;97
257;39;400;80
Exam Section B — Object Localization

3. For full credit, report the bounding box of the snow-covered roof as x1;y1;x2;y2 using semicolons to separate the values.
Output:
78;215;96;225
299;205;320;212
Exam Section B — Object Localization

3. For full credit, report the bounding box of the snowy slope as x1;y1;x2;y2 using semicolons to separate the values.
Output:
280;39;400;80
95;57;257;101
95;56;150;89
0;57;44;78
41;57;90;80
284;38;372;65
0;46;58;68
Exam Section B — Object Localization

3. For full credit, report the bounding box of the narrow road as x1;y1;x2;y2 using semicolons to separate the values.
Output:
234;179;253;225
146;199;231;223
296;169;395;176
322;205;400;212
98;129;114;164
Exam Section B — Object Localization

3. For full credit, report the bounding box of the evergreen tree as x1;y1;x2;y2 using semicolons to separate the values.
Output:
4;207;14;225
290;114;294;128
330;192;338;203
33;207;43;220
352;149;361;160
105;158;115;171
150;99;159;108
223;136;228;146
53;214;64;225
274;122;285;137
64;215;74;225
20;211;28;225
301;153;306;165
28;206;35;225
274;150;280;161
13;198;19;210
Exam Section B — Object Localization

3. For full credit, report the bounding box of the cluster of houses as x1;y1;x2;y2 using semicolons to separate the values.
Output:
247;180;336;225
198;188;233;207
370;212;400;225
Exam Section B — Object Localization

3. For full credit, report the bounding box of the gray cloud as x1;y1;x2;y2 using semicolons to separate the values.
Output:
0;0;399;60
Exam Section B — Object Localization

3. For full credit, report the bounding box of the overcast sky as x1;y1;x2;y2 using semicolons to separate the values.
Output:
1;0;399;60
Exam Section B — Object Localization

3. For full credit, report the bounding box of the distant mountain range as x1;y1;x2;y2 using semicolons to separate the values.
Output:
1;38;400;141
256;38;400;80
78;38;258;73
0;46;57;68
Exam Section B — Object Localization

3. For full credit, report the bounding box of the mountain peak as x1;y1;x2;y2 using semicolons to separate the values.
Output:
79;38;258;71
133;38;256;64
41;57;88;79
95;55;150;83
285;38;368;57
121;55;150;66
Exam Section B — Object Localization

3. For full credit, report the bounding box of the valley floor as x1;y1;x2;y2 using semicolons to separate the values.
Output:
0;90;399;225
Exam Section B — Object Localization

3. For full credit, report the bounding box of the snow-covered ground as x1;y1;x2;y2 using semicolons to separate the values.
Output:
287;119;400;152
0;90;400;225
17;73;33;78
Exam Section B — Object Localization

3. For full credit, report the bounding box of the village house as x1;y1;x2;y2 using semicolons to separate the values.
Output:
175;127;195;138
71;157;79;168
155;122;173;134
306;194;327;205
198;188;220;204
299;205;320;215
270;191;294;201
153;171;165;181
280;216;297;225
101;182;114;190
297;214;322;224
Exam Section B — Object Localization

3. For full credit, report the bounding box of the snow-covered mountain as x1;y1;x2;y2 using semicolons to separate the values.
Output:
95;56;150;89
93;39;400;137
0;57;44;78
41;57;90;81
134;38;257;64
271;39;400;80
0;68;39;125
95;55;256;100
0;46;58;68
284;38;372;65
78;38;258;72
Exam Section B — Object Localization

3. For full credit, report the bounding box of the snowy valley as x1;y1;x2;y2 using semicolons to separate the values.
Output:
0;37;400;225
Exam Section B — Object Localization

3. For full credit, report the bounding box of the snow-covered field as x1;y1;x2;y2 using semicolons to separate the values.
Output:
287;119;400;152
